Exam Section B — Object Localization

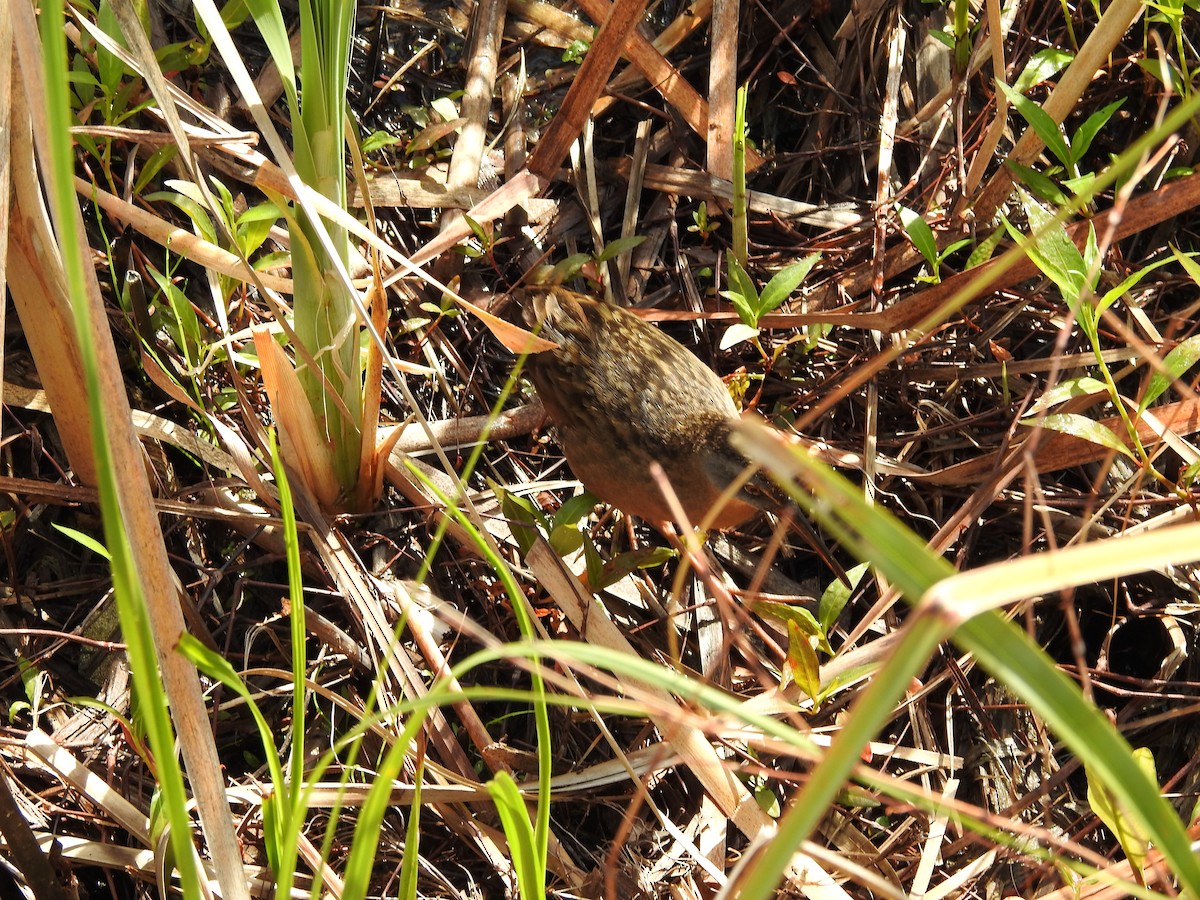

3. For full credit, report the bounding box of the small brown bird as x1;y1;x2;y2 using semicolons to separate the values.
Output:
522;287;776;529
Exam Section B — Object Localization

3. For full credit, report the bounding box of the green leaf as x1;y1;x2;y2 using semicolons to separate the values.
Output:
1026;376;1109;415
719;322;760;350
548;521;584;556
1173;246;1200;288
361;130;404;154
96;0;131;94
219;0;252;30
756;254;820;317
547;490;596;555
727;258;759;306
1012;191;1090;303
999;83;1072;169
1022;412;1135;459
498;486;547;556
177;630;289;874
965;226;1004;269
927;28;954;49
562;38;589;64
549;253;593;283
18;657;40;711
253;251;291;272
53;524;111;560
1182;459;1200;488
785;620;822;704
67;65;101;92
431;96;460;123
554;492;598;527
133;145;179;196
1097;254;1178;319
725;258;760;326
898;205;939;269
1060;171;1097;198
1136;56;1182;93
938;237;973;261
593;545;676;590
208;176;236;222
488;772;543;899
819;563;867;634
236;201;283;225
751;781;782;817
409;117;466;154
1013;48;1074;93
1141;335;1200;412
1005;160;1069;206
1081;225;1101;282
1071;99;1125;164
8;700;30;723
397;745;425;898
463;214;488;245
237;203;282;257
161;271;205;365
147;188;218;246
1087;747;1156;878
156;38;210;72
731;85;749;266
595;235;646;262
582;533;606;589
753;600;831;656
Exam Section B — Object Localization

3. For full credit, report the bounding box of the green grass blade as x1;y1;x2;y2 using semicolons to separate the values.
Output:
731;419;1200;897
38;2;203;895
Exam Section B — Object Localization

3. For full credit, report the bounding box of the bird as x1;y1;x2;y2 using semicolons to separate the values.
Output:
520;286;779;529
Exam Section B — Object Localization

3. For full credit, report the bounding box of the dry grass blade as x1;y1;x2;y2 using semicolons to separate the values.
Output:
442;0;505;226
77;175;296;294
25;730;151;844
526;0;649;178
594;0;715;113
619;160;863;228
0;10;9;420
572;0;765;170
524;538;850;896
919;396;1200;484
709;0;743;183
252;326;341;510
8;78;95;483
961;0;1010;196
10;10;248;899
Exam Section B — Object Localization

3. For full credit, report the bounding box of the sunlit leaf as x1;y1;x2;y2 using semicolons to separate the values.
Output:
754;599;832;655
1026;376;1109;415
1012;191;1090;302
1141;335;1200;412
595;235;646;262
785;620;822;704
1013;48;1074;92
898;205;938;269
720;322;760;350
1087;747;1156;878
819;563;867;634
756;254;820;317
1000;83;1072;168
1022;412;1135;458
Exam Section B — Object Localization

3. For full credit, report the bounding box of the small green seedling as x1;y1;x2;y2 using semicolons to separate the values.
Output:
688;201;719;240
721;254;821;350
898;205;972;284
